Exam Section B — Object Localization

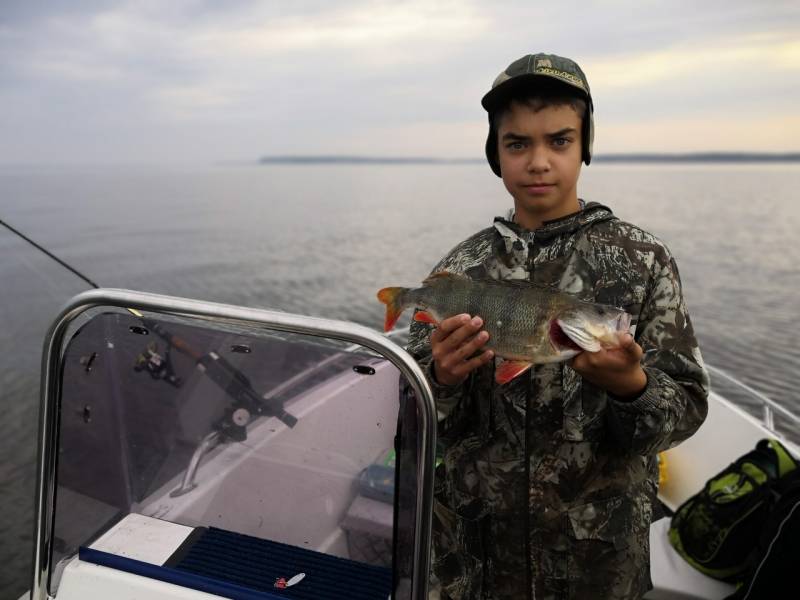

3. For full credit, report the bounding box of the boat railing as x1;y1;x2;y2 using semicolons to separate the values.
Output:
169;431;221;497
705;364;800;433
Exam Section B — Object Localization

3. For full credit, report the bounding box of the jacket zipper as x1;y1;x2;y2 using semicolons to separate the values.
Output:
526;231;535;600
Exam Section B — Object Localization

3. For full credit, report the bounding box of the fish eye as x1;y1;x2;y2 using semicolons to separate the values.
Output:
597;308;605;315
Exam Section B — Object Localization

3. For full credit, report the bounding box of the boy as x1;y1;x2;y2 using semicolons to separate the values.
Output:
407;53;709;600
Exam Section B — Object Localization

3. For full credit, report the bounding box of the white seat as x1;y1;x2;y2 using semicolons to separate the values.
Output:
645;518;736;600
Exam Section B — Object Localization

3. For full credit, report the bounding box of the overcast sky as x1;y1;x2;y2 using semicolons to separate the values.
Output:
1;0;798;164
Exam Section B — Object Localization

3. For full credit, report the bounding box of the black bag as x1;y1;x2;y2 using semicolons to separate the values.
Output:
724;467;800;599
668;438;798;582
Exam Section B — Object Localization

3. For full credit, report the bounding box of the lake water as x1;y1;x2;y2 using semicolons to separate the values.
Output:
1;162;799;597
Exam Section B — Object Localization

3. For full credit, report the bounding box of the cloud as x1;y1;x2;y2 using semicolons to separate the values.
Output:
27;56;125;83
187;1;486;58
0;0;799;163
148;84;245;119
586;29;800;91
2;0;488;120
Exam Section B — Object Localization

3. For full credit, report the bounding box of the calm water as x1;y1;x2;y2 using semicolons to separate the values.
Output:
1;162;799;597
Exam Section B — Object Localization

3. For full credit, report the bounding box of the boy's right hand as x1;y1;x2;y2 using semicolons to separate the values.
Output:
431;314;494;386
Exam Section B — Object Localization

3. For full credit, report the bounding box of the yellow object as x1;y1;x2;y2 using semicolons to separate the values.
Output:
658;452;668;486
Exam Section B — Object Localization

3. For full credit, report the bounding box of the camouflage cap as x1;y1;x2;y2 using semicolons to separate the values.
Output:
482;53;595;173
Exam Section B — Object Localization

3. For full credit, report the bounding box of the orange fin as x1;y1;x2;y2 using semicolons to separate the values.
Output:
377;287;407;332
495;359;533;385
413;310;438;326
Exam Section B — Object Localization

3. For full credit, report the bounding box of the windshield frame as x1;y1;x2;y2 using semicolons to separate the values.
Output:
30;288;437;600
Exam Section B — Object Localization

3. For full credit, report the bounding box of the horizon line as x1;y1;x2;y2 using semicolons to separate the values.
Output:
259;152;800;165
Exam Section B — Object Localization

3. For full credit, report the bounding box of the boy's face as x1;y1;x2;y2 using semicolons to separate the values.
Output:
496;101;583;230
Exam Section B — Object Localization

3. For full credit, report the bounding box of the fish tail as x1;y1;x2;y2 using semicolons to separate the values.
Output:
377;287;409;331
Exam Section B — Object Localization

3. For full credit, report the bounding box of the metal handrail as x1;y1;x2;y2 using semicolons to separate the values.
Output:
31;289;437;600
706;363;800;432
169;431;221;498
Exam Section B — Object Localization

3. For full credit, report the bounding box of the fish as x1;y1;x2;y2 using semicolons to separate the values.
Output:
377;271;632;384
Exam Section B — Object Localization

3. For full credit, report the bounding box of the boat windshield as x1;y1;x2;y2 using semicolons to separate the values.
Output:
46;305;423;598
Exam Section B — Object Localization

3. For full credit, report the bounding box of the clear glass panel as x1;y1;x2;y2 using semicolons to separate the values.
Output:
51;308;420;598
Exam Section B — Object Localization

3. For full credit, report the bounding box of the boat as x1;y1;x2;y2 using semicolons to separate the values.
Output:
16;285;800;600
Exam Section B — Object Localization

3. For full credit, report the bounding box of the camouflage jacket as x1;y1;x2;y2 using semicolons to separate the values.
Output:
407;202;709;600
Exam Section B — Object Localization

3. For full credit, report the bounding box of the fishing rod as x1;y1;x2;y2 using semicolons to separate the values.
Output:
1;217;298;436
1;218;99;289
141;316;298;431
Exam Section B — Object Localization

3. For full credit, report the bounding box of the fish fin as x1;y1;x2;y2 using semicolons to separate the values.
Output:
557;319;602;352
453;272;559;292
422;271;470;285
423;271;558;294
495;360;533;385
377;287;408;332
478;277;557;291
413;310;439;326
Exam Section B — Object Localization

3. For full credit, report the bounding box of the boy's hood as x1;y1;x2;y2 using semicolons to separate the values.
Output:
493;200;615;244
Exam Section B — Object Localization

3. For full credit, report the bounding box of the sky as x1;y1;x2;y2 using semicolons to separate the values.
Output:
1;0;798;165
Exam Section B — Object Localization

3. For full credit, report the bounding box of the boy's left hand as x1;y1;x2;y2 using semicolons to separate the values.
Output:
569;332;647;400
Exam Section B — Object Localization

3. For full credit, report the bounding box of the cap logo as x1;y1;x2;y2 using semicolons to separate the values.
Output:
536;59;552;69
534;65;586;91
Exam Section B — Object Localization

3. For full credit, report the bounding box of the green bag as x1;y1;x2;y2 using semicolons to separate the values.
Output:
668;438;798;581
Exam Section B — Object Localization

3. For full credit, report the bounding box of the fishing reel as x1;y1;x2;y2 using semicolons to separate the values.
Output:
136;318;297;442
133;342;182;387
214;407;251;443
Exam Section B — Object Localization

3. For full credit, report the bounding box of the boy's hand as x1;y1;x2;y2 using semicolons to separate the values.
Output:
431;314;494;386
569;332;647;399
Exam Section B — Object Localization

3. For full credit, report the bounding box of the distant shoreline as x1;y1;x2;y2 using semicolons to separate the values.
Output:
259;153;800;165
594;153;800;163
